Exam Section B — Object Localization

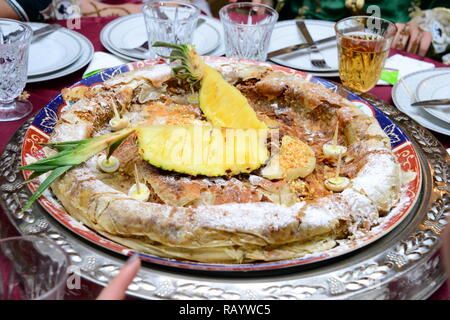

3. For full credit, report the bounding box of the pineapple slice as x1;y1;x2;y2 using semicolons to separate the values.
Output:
137;125;269;177
261;135;316;181
153;42;267;130
199;65;267;129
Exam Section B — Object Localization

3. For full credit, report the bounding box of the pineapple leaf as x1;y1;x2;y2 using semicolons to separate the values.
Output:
107;136;127;159
39;139;90;151
20;128;135;212
21;166;72;213
22;171;47;184
20;164;62;172
152;41;203;86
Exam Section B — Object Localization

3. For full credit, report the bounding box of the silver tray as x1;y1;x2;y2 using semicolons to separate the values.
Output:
1;94;449;300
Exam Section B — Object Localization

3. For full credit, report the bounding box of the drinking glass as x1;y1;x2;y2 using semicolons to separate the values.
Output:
0;19;33;122
0;236;69;300
142;1;200;59
335;16;397;92
219;2;278;61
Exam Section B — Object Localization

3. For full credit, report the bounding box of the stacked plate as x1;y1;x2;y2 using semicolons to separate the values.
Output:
100;13;225;61
27;23;94;83
392;68;450;135
268;20;339;77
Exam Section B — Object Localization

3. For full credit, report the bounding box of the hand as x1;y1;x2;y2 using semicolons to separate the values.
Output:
391;22;432;57
97;255;141;300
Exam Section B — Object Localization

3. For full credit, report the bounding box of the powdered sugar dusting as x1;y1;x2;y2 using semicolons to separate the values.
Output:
351;153;401;212
37;59;421;264
193;202;306;233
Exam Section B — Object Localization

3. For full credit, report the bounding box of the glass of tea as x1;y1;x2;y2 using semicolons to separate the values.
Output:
335;16;397;92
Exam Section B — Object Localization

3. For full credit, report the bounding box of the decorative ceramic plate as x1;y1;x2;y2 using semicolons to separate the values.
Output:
21;57;422;272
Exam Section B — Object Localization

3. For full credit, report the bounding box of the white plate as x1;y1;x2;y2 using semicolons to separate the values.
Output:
101;16;225;61
27;24;94;83
416;72;450;123
268;20;338;73
303;70;339;77
102;14;221;60
27;23;82;77
392;68;450;136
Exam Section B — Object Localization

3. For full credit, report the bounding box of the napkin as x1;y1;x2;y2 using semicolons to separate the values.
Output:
377;54;435;85
83;52;129;78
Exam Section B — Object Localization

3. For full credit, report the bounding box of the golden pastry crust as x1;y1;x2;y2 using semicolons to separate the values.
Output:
45;61;404;263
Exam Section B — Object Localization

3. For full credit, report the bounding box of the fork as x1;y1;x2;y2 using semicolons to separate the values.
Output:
296;20;331;69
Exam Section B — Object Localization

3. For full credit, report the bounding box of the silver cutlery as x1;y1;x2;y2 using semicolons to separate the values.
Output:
267;35;336;59
410;98;450;107
1;24;61;43
397;78;448;108
31;24;61;42
125;18;206;53
296;20;331;69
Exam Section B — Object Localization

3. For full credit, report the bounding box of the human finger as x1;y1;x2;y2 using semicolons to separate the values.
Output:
417;30;432;56
392;23;406;50
97;255;141;300
406;23;421;54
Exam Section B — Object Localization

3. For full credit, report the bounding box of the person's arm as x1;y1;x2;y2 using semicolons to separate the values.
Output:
0;0;53;21
0;0;143;21
0;0;21;20
79;0;142;17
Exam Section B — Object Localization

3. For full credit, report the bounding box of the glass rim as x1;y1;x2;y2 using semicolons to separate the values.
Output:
0;18;33;45
219;2;279;27
0;235;70;300
142;1;200;22
334;15;398;41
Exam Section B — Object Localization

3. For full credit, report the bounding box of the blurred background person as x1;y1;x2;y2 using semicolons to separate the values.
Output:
0;0;211;21
0;0;143;20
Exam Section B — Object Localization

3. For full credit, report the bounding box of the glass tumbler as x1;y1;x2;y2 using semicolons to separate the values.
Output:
0;236;69;300
0;19;33;122
219;2;278;61
335;16;397;92
142;1;200;59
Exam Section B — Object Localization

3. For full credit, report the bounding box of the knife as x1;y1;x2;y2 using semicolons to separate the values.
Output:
410;99;450;107
1;24;61;43
267;25;362;59
31;24;61;42
267;35;337;59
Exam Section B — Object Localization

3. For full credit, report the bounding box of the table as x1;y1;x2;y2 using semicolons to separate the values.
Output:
0;15;449;300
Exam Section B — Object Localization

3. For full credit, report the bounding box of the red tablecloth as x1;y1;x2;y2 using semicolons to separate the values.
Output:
0;16;449;300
